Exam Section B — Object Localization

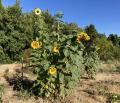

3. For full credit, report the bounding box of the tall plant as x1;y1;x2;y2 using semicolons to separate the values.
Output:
29;9;95;99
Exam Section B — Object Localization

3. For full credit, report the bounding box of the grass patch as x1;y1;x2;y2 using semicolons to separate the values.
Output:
0;84;4;103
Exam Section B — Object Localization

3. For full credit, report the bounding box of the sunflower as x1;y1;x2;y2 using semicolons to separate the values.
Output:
31;41;42;49
80;32;87;39
48;67;57;75
78;32;90;41
80;32;86;35
53;47;59;53
76;37;81;43
34;8;41;15
44;84;49;89
76;34;82;43
85;35;90;41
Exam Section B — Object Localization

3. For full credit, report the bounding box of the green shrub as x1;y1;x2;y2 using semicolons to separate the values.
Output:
0;46;10;64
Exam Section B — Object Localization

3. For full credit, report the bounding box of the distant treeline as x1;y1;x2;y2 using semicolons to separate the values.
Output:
0;0;120;63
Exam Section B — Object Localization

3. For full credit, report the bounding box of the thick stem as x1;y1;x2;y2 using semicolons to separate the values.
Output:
21;57;24;88
57;22;60;41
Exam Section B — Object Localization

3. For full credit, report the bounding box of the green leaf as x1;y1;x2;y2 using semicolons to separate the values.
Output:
63;49;69;57
69;45;78;51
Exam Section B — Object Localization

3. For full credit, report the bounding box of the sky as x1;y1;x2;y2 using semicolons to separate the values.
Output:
2;0;120;36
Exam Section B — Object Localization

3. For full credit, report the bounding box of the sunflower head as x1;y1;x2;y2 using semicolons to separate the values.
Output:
76;37;81;43
80;32;87;36
48;67;57;75
80;32;87;39
34;8;41;15
31;41;42;49
78;32;90;41
85;36;90;41
76;34;83;43
44;84;49;89
53;47;59;53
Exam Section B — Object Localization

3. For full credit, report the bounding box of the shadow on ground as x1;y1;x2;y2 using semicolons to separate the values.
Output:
5;74;34;92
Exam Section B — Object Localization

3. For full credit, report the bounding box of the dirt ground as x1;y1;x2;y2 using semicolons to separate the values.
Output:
0;62;120;103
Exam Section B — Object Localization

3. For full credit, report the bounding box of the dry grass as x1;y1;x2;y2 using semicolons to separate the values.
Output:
0;61;120;103
62;61;120;103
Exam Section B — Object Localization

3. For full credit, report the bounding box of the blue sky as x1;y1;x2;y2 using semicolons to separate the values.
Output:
3;0;120;36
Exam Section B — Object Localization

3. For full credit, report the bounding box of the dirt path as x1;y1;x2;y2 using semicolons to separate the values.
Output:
0;63;22;76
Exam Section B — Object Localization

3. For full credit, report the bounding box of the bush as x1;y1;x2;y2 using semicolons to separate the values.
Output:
112;46;120;61
0;46;10;64
94;37;114;61
0;2;35;62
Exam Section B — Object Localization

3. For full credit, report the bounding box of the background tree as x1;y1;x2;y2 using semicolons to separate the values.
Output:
85;24;99;41
0;1;34;61
94;37;114;60
108;34;120;47
61;23;82;35
0;0;3;10
0;0;119;63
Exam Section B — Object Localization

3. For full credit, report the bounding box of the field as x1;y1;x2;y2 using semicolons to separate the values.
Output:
0;61;120;103
0;1;120;103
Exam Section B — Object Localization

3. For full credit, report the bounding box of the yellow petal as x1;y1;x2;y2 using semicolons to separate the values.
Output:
48;67;57;75
35;8;42;15
53;47;59;53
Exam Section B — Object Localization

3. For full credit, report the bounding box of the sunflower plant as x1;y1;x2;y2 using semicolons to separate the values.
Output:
30;31;86;98
29;10;99;99
83;45;100;79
